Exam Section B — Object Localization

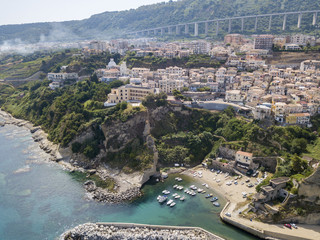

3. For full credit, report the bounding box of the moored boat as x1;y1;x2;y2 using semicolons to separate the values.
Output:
213;202;220;207
167;199;174;205
211;197;218;202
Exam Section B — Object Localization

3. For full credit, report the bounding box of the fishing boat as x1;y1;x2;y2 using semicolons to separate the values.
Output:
180;196;185;201
170;202;176;207
191;191;196;196
184;189;188;193
167;199;174;205
172;193;178;197
173;184;178;189
174;195;181;199
211;197;218;202
205;194;213;198
213;202;220;207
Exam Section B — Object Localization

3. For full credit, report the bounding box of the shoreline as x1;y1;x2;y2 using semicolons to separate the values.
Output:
59;222;225;240
182;166;320;240
0;109;143;203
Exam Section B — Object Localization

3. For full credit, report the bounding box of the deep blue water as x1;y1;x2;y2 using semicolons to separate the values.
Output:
0;122;257;240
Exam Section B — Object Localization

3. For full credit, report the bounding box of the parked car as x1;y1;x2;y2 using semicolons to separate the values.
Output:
290;223;298;229
284;224;292;229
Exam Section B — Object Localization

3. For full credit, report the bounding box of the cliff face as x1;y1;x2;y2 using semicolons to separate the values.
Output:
100;109;159;186
298;166;320;204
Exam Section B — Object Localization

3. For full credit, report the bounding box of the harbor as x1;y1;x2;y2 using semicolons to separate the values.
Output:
0;121;256;240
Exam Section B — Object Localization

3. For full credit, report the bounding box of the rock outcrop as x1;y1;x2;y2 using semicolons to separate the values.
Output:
298;166;320;204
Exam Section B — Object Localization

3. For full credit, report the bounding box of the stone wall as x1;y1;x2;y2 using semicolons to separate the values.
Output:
218;146;236;160
252;157;278;173
208;160;235;174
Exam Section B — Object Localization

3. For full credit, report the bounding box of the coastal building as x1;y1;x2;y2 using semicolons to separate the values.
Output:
107;84;154;104
235;151;253;171
253;177;290;206
254;35;274;50
225;90;244;103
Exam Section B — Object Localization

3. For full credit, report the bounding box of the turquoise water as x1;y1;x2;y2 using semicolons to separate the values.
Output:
0;122;257;240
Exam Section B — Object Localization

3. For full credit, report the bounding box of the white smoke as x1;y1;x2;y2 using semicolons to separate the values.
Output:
0;23;80;55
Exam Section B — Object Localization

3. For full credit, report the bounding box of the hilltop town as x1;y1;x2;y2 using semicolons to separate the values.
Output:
45;34;320;128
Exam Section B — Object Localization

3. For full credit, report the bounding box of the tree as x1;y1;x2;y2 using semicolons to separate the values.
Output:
291;155;308;174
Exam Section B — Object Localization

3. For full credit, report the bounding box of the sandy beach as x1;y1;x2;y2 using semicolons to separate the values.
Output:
183;165;320;240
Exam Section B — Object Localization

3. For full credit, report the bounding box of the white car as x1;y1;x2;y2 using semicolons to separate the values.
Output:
225;212;231;217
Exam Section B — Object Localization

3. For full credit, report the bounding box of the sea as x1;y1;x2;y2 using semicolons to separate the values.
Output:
0;121;257;240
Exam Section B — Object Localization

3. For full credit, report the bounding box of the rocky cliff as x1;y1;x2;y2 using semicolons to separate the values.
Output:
298;166;320;204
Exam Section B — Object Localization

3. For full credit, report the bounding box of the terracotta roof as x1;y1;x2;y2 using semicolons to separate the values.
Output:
236;151;253;157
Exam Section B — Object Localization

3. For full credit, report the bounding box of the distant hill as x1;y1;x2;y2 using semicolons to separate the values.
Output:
1;0;320;44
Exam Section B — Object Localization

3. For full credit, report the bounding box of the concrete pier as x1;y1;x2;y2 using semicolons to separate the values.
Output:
216;21;219;35
205;22;208;35
194;23;199;36
313;12;318;25
268;15;272;30
241;18;244;31
254;16;258;31
282;14;287;31
185;24;189;34
176;25;180;35
297;13;302;28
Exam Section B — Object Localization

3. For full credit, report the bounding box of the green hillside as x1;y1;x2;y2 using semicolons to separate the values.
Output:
0;0;320;43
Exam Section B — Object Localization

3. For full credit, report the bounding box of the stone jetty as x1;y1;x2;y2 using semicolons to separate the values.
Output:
84;180;142;203
60;222;225;240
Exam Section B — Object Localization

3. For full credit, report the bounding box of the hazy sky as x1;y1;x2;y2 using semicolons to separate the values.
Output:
0;0;168;26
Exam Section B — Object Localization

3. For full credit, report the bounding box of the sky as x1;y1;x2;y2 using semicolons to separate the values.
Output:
0;0;168;26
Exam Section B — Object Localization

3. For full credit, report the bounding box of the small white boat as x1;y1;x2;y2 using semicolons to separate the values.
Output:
174;195;181;199
180;196;185;201
184;189;188;193
213;202;220;207
173;184;178;189
157;195;168;203
170;202;176;207
175;177;183;182
167;199;174;205
197;188;204;193
172;193;178;197
162;190;170;195
191;191;196;196
202;183;206;186
205;184;209;188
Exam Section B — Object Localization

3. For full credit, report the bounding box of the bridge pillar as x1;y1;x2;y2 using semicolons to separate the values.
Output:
241;18;244;32
282;14;287;31
297;13;302;28
168;26;172;35
216;21;219;35
185;24;189;34
268;15;272;30
254;16;258;31
161;28;165;35
205;22;208;35
194;23;199;36
313;12;318;25
228;19;232;33
176;25;180;35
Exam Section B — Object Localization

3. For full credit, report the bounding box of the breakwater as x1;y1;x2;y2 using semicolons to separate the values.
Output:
60;222;225;240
